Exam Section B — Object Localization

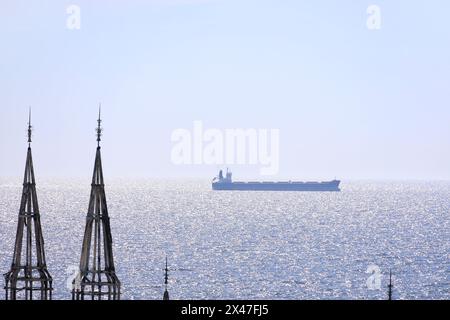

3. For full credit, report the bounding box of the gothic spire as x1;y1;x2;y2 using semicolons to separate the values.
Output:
4;111;53;300
72;109;121;300
163;257;170;301
388;270;393;300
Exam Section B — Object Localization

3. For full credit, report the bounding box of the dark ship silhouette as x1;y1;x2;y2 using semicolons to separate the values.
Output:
212;169;340;192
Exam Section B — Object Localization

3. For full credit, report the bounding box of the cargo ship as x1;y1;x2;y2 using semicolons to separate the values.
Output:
212;170;341;192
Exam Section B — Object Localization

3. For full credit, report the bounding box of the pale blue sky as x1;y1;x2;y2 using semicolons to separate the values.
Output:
0;0;449;180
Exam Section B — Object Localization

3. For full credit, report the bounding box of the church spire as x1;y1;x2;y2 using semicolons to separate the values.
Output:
72;108;121;300
387;270;393;300
163;257;170;301
4;111;53;300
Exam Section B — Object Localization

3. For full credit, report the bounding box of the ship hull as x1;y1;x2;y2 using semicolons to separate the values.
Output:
212;181;341;192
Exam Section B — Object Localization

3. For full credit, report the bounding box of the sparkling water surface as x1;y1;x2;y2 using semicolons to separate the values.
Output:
0;178;449;300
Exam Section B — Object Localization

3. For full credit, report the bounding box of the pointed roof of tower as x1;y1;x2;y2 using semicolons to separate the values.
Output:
73;107;120;300
92;142;105;186
163;257;170;300
4;110;53;300
388;269;393;300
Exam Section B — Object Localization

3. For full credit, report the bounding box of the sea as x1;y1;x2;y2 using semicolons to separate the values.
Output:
0;178;449;300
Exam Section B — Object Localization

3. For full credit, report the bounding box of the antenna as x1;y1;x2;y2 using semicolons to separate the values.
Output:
96;104;102;147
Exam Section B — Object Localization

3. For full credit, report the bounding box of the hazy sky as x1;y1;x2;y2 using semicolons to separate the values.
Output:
1;0;449;180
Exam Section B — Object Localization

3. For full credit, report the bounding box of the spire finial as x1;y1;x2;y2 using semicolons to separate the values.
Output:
27;107;32;146
96;103;102;147
164;256;169;287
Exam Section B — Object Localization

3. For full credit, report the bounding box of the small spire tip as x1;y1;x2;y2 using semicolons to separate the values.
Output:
27;107;32;145
96;104;103;146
